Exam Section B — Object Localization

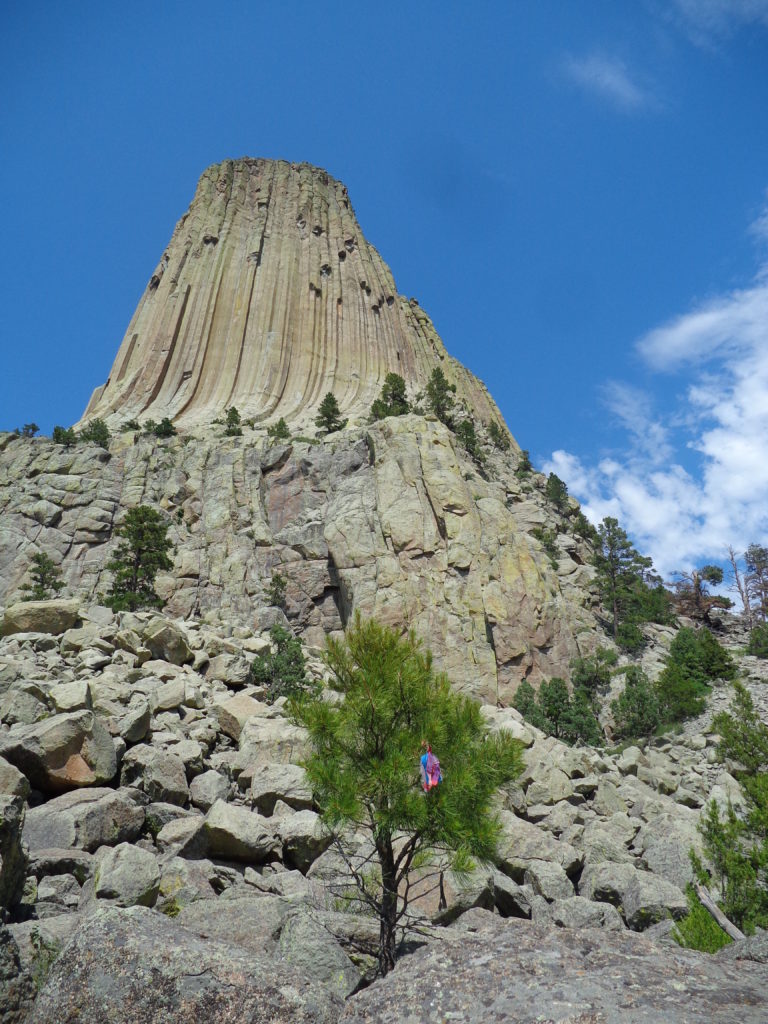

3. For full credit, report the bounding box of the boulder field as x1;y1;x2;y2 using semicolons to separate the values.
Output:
1;600;767;1020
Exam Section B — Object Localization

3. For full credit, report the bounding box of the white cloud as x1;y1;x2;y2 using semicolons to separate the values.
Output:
545;223;768;578
562;55;652;111
671;0;768;44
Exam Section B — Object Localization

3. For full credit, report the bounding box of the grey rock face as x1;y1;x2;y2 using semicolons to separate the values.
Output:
120;744;189;806
142;618;193;666
27;905;341;1024
203;799;281;862
340;912;768;1024
189;768;229;811
0;926;36;1024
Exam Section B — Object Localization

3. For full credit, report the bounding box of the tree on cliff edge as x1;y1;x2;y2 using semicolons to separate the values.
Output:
291;614;523;976
106;506;173;611
315;392;348;434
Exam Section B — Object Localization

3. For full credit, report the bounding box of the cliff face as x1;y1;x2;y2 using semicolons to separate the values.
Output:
0;422;597;703
79;159;502;432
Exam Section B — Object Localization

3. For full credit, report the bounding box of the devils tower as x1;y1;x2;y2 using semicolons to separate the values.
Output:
80;158;503;431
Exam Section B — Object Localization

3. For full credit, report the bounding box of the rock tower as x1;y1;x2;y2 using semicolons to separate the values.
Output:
80;158;503;431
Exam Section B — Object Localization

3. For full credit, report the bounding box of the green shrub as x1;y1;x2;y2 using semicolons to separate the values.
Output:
154;417;177;438
123;418;141;431
611;666;660;740
370;373;410;421
79;418;110;449
515;449;532;477
252;625;317;704
20;552;64;601
616;621;644;652
532;526;559;568
570;648;616;697
747;623;768;658
266;572;287;608
425;367;456;426
267;417;290;440
514;676;602;746
455;419;484;462
672;887;732;953
487;421;510;451
52;425;76;446
545;473;568;512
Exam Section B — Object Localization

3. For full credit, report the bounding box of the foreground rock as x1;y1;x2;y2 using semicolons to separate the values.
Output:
0;795;27;909
28;905;341;1024
339;911;768;1023
0;711;116;792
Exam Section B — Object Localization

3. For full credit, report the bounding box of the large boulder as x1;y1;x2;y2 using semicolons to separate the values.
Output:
277;809;332;874
27;905;341;1024
142;617;193;666
203;799;281;862
94;842;161;908
0;925;36;1024
249;763;314;815
494;809;581;880
1;599;80;637
0;795;27;910
339;911;768;1024
0;711;116;792
120;744;188;806
0;756;30;799
22;787;145;853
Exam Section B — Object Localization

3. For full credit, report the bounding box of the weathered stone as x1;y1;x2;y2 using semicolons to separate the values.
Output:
215;693;266;741
189;768;230;811
0;710;116;792
249;763;313;815
151;676;186;712
27;848;94;883
0;795;27;909
115;700;151;743
22;787;145;853
0;925;36;1023
120;744;188;806
0;756;30;799
622;872;688;930
533;894;624;931
523;859;575;901
142;617;192;666
27;905;341;1023
525;764;573;805
1;599;80;637
203;799;281;862
578;861;639;906
207;652;252;687
278;911;360;999
495;809;581;880
276;809;332;873
94;842;161;907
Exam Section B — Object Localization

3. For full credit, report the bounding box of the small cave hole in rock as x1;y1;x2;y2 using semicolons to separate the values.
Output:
345;238;356;252
320;264;332;278
386;295;395;306
296;217;306;230
312;225;324;236
202;234;219;246
338;250;346;262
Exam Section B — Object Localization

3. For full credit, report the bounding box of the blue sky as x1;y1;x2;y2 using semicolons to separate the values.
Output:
2;1;767;577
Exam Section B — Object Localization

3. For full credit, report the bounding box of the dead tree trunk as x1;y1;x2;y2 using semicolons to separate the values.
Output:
694;883;745;942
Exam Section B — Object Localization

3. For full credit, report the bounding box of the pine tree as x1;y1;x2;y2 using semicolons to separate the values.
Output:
106;506;173;611
20;552;65;601
672;565;732;624
370;373;410;421
455;419;483;462
154;417;177;438
593;517;655;638
224;407;242;436
266;571;287;608
292;614;523;975
610;666;660;740
746;544;768;621
80;418;110;449
487;420;510;451
425;367;456;426
267;417;290;440
545;473;569;512
315;393;347;434
52;426;76;447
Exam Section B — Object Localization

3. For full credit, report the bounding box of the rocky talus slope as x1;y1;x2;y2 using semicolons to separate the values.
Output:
1;600;767;1021
0;424;597;700
78;158;503;433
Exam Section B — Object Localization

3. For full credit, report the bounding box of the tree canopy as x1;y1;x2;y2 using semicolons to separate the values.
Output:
292;614;523;975
105;505;173;611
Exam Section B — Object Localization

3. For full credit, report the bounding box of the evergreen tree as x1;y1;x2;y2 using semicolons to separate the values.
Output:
513;680;548;732
514;676;602;745
561;686;603;746
20;552;64;601
315;393;348;434
487;421;510;451
292;614;523;975
747;623;768;658
154;417;177;438
515;449;533;477
80;418;110;449
425;367;456;426
545;473;569;512
224;407;242;436
266;571;287;608
52;426;76;447
593;517;655;638
105;506;173;611
610;666;660;740
252;625;315;705
267;417;291;440
691;682;768;932
455;419;483;462
370;373;410;421
20;423;39;437
570;648;616;698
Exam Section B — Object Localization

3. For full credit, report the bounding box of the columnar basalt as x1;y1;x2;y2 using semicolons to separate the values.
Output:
79;159;503;432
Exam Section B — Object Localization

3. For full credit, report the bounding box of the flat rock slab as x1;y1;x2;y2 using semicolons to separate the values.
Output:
339;912;768;1024
28;905;341;1024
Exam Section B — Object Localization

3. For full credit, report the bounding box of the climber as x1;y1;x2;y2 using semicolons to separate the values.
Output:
420;741;442;792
